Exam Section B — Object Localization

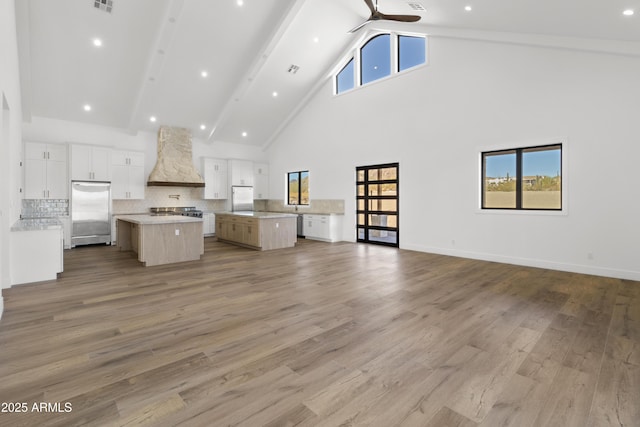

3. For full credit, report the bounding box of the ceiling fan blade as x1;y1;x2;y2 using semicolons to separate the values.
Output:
363;0;376;15
349;19;372;33
376;12;421;23
351;0;422;33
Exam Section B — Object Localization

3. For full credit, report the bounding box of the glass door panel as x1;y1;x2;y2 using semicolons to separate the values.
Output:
356;163;399;247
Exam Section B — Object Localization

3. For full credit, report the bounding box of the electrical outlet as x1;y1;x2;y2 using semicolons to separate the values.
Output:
175;229;180;236
587;252;593;260
276;223;279;228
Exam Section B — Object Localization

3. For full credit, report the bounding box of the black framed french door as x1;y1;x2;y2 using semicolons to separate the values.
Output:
356;163;399;247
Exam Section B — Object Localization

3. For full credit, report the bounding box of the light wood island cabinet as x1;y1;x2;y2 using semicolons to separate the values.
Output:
216;212;297;250
116;215;203;266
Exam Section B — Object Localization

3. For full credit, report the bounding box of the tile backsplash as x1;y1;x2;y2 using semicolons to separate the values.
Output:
260;199;345;214
22;190;344;218
22;199;69;218
112;186;225;214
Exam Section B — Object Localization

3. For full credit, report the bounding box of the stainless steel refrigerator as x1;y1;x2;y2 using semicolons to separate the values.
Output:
231;186;254;212
71;181;111;247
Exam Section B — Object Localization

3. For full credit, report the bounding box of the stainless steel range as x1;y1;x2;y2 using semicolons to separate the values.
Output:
149;206;203;218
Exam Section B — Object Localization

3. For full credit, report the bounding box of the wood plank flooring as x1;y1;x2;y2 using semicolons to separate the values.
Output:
0;238;638;426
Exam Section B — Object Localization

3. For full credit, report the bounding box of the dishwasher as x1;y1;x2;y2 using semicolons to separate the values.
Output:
296;214;305;237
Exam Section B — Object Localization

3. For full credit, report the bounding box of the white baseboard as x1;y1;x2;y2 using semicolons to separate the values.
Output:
401;243;640;282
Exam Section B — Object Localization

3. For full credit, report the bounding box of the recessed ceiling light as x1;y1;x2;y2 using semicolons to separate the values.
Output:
313;37;320;43
272;91;278;97
623;9;634;16
92;38;103;47
83;104;92;112
465;5;472;11
237;0;244;6
241;131;248;137
150;116;157;123
201;70;208;78
200;124;206;130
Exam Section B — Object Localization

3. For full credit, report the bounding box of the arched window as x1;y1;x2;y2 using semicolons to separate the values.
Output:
360;34;391;85
334;32;426;95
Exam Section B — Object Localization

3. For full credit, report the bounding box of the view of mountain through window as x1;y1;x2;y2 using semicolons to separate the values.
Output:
287;171;309;205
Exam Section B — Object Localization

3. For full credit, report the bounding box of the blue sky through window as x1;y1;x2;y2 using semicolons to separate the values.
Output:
523;149;561;177
361;34;391;85
399;36;426;71
485;153;516;179
486;148;561;178
336;58;355;93
335;33;426;94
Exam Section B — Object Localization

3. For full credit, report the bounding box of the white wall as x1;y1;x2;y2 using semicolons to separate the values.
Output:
266;36;640;281
22;116;267;180
0;0;24;318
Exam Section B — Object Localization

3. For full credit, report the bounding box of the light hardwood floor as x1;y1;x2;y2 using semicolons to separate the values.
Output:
0;238;638;426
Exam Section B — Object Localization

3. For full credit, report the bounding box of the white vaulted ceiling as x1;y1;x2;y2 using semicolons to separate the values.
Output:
15;0;640;147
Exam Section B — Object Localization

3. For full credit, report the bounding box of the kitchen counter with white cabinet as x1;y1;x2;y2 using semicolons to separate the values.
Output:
215;212;297;250
220;211;298;219
11;218;64;284
11;217;63;231
116;215;203;266
303;213;343;242
115;214;203;225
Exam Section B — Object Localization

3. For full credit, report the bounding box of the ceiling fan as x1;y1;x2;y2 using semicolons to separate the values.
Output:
349;0;422;33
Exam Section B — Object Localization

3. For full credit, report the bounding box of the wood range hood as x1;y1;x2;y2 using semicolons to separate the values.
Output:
147;126;205;188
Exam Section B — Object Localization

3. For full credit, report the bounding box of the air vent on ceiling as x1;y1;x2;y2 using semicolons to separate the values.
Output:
287;64;300;74
407;2;425;11
94;0;113;13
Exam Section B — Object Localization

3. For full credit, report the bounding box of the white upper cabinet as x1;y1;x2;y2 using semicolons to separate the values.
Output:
24;142;68;199
253;162;269;199
112;150;145;199
203;158;228;199
228;159;254;187
70;144;111;181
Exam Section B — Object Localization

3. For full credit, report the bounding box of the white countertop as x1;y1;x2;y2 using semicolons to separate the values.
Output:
116;214;203;225
11;217;63;232
217;211;298;219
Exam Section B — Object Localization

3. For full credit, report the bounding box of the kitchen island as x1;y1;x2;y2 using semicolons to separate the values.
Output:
216;212;297;250
116;215;203;266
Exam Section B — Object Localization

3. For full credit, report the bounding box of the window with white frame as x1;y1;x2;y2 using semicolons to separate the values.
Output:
335;32;426;95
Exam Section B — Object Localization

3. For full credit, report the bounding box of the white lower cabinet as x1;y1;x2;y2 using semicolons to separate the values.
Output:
303;214;342;242
11;227;63;285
